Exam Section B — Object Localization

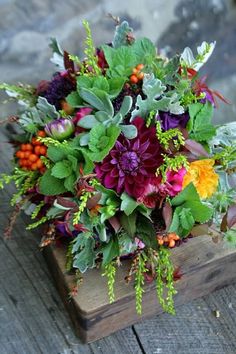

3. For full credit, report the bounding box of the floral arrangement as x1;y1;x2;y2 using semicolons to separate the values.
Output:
1;19;236;315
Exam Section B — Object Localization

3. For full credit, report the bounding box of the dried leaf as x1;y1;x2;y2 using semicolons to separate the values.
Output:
185;139;209;157
162;201;172;230
227;204;236;229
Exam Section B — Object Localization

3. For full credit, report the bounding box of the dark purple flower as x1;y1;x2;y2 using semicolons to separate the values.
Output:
156;111;190;131
40;72;76;110
45;118;75;141
95;117;163;199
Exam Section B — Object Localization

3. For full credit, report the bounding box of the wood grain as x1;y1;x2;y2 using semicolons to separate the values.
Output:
44;235;236;343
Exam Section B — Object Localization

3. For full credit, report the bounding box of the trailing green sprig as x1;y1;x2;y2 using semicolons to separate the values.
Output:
135;252;148;315
37;136;67;147
156;121;185;150
156;246;177;314
31;201;45;219
146;110;156;128
66;241;74;271
73;190;93;225
103;261;116;303
26;216;50;230
0;173;13;189
82;20;101;76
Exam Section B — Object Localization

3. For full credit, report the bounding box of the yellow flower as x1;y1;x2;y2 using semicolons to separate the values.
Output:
182;159;218;199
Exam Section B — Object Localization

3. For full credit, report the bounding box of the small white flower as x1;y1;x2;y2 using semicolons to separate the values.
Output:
180;47;195;67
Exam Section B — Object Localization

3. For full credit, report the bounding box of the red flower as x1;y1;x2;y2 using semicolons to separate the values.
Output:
95;117;163;199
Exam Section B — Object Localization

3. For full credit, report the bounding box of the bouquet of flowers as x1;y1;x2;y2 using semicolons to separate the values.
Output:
1;19;236;315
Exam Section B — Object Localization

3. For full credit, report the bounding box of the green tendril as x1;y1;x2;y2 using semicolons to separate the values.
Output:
135;253;148;315
103;262;116;303
156;246;177;314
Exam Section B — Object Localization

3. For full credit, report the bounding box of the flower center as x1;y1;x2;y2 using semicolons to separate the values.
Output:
119;151;140;173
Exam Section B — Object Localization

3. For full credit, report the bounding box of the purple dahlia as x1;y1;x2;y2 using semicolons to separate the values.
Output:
39;72;76;110
95;117;163;199
156;111;190;131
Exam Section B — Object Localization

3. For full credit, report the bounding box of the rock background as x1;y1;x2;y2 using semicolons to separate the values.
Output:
0;0;236;124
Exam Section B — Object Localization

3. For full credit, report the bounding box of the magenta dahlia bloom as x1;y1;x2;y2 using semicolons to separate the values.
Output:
95;117;163;199
137;167;187;208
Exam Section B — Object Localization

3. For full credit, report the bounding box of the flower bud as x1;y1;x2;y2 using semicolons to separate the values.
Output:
45;118;75;141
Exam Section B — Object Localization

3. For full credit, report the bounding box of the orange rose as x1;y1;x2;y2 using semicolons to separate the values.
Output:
182;159;218;199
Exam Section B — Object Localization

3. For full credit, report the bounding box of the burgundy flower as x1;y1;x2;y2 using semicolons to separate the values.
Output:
40;71;76;110
95;117;163;199
137;167;187;208
156;111;190;131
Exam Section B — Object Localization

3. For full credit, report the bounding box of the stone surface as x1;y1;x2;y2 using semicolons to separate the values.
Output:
0;0;236;123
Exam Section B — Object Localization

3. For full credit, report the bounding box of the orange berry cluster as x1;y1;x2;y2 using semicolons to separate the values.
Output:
157;233;180;248
15;130;47;173
130;64;144;84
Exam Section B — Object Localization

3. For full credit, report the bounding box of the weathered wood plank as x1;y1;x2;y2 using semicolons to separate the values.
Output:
0;129;144;353
133;284;236;354
44;235;236;343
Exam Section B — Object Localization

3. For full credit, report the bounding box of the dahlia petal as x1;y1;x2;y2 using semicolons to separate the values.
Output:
104;174;118;189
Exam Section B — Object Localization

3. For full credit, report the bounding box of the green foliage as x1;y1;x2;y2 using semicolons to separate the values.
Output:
66;241;74;272
120;212;137;237
103;45;137;78
19;97;59;133
51;160;73;179
120;192;139;216
1;168;38;206
72;232;96;273
135;253;148;315
112;20;133;48
101;236;120;266
103;262;116;303
73;190;93;225
169;183;213;237
66;91;83;107
85;124;120;162
0;83;36;107
26;216;50;230
156;246;177;314
136;214;157;249
31;201;45;219
224;228;236;248
132;38;157;65
131;74;167;119
155;120;185;150
82;20;101;76
39;169;67;196
187;102;216;143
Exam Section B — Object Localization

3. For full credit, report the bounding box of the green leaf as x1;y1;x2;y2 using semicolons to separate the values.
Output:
131;74;168;119
103;45;137;78
67;155;78;173
64;173;77;192
87;124;121;162
132;38;156;65
120;192;139;215
171;183;200;206
184;201;213;223
188;102;216;142
51;160;72;179
112;21;133;48
116;95;133;117
79;87;114;116
101;236;120;266
77;115;98;128
66;91;82;107
108;78;126;98
120;124;137;139
39;169;67;195
120;212;137;237
72;233;96;273
179;208;195;231
136;214;157;249
47;146;67;162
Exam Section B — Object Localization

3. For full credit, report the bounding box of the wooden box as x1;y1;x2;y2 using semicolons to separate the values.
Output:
43;235;236;343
